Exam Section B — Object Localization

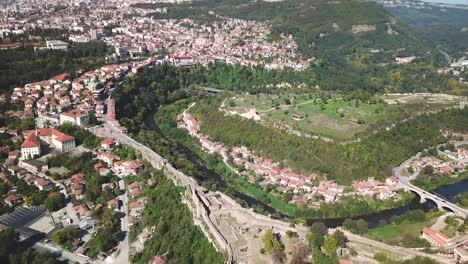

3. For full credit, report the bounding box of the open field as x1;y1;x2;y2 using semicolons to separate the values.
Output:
365;211;443;247
222;93;466;140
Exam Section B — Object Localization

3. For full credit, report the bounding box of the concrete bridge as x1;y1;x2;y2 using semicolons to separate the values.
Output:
397;176;468;219
392;142;468;219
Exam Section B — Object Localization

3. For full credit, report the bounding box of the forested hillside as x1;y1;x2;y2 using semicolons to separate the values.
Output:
114;63;467;132
192;98;468;184
0;41;110;93
114;63;468;185
386;3;468;57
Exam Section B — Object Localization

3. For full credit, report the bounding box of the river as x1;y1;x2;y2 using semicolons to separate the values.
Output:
311;180;468;228
145;110;467;228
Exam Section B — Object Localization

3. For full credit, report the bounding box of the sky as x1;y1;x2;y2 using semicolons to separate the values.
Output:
420;0;468;5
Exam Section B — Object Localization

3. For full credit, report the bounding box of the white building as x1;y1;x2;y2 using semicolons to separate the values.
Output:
46;40;69;51
60;109;90;126
20;129;75;159
20;133;41;160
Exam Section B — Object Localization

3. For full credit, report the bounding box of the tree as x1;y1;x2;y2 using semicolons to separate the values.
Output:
44;194;66;212
52;226;77;245
323;235;338;256
26;191;48;206
0;228;18;261
332;230;347;248
422;165;434;175
343;218;355;231
374;252;388;262
402;256;438;264
309;222;327;247
355;219;368;234
0;228;62;264
262;229;284;254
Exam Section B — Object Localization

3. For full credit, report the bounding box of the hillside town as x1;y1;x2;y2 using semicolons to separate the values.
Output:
0;54;164;261
1;0;468;263
408;146;468;176
0;0;313;70
179;110;405;204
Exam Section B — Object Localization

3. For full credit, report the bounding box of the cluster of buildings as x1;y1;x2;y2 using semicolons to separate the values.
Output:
1;155;58;209
6;57;156;140
0;0;313;70
180;111;408;204
96;151;144;177
20;128;75;159
409;147;468;176
353;177;402;200
101;16;313;70
181;111;352;204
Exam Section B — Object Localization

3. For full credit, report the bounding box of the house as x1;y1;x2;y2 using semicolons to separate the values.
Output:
421;227;450;247
98;152;120;166
4;194;23;206
19;159;49;173
70;173;85;184
170;55;195;66
94;162;105;171
322;190;339;203
114;160;144;176
386;176;398;186
128;216;140;227
101;138;116;150
107;198;119;210
73;204;91;219
59;109;90;126
34;178;53;191
21;129;75;159
71;184;85;200
128;182;142;197
50;73;69;83
20;132;41;159
129;201;143;216
291;114;302;121
46;40;69;50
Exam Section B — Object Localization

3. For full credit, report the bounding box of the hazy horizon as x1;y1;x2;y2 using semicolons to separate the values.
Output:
421;0;468;5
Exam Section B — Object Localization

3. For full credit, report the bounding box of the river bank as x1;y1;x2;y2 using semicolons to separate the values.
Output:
150;103;418;223
412;173;468;192
142;100;467;230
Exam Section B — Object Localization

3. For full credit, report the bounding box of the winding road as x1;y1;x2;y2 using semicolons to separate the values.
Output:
88;121;463;263
393;141;468;218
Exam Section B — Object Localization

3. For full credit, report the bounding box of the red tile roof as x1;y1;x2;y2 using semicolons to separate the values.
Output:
50;73;69;82
21;132;40;148
422;227;450;246
35;178;51;187
4;194;23;203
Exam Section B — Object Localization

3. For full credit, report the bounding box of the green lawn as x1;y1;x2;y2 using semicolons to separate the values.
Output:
224;93;459;140
365;211;442;247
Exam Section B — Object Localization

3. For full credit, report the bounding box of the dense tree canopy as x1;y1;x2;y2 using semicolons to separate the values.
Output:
0;228;64;264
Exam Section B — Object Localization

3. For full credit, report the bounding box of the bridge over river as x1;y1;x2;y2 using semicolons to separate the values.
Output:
393;143;468;219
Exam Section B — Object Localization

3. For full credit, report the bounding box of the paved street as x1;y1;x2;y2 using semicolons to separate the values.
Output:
89;121;468;264
393;141;468;218
111;179;130;264
33;242;90;264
